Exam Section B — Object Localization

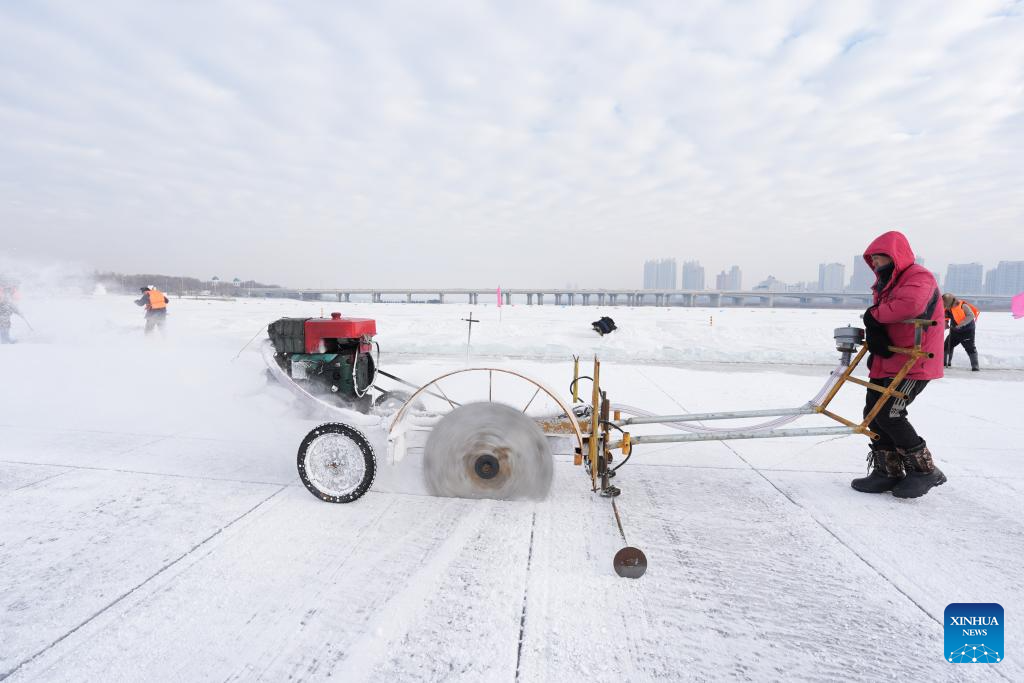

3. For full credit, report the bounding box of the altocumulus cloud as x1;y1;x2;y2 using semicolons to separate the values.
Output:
0;0;1021;287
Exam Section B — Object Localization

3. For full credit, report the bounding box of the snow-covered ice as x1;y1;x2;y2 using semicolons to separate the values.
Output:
1;294;1021;681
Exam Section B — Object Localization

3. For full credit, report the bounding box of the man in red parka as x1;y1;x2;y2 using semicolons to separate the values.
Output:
852;230;946;498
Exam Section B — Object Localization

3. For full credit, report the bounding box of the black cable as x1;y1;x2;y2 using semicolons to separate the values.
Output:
569;375;594;402
601;420;624;434
598;419;630;473
610;449;633;473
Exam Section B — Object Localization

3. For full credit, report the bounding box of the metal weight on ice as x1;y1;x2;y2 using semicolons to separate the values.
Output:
613;546;648;579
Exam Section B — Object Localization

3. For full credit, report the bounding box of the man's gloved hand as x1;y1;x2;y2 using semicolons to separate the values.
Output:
863;307;895;358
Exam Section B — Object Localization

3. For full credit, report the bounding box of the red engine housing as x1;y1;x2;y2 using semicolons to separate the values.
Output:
303;312;376;354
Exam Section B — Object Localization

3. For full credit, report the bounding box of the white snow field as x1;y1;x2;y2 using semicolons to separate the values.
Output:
1;294;1022;681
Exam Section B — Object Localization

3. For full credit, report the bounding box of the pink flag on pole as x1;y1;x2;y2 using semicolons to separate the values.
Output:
497;286;503;307
1012;292;1024;319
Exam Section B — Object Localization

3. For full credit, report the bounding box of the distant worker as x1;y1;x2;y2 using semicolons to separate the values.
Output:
0;283;19;344
942;293;980;371
853;230;946;499
135;285;169;334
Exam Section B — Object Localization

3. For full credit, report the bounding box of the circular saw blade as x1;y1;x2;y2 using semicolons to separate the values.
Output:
423;402;553;500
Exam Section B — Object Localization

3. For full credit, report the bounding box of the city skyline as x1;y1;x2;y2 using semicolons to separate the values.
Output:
640;256;1024;294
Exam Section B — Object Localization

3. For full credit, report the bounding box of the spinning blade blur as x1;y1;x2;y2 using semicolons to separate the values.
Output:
423;402;553;500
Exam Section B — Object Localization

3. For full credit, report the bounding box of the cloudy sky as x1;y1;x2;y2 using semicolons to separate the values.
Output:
1;0;1022;288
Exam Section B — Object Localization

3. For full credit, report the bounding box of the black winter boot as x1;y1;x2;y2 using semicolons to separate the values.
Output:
892;442;946;499
968;352;980;371
851;448;904;493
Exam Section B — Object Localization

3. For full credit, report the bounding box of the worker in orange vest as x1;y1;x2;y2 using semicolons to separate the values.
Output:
135;285;169;334
942;293;980;371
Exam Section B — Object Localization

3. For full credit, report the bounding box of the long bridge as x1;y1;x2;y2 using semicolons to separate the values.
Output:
244;288;1016;310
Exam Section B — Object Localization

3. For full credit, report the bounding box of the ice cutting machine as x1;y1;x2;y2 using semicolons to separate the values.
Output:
577;319;938;499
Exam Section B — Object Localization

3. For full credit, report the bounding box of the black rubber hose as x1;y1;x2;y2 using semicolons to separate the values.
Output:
569;375;594;402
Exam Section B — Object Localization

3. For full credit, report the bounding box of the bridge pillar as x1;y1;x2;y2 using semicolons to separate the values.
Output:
567;293;574;306
555;294;562;305
438;293;444;304
607;294;615;305
768;295;775;308
582;294;590;306
343;293;350;302
537;294;544;306
527;293;533;305
505;292;512;305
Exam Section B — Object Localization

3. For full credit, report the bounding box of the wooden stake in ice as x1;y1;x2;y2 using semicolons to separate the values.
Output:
462;311;480;361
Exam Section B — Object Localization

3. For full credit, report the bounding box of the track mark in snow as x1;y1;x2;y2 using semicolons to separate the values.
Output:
0;422;270;445
722;441;945;626
0;484;288;682
514;511;537;682
0;457;288;488
9;469;70;492
242;497;401;681
329;504;492;679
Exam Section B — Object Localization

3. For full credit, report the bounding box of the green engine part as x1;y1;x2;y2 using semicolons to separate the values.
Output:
288;352;372;399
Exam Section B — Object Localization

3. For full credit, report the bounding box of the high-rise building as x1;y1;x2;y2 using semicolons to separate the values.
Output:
944;263;984;294
818;263;845;292
714;265;741;290
727;265;741;290
643;258;676;289
682;260;705;290
849;255;874;291
984;261;1024;294
643;260;657;289
657;259;677;289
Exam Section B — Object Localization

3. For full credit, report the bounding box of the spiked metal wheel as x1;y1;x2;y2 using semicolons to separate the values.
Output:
297;422;376;503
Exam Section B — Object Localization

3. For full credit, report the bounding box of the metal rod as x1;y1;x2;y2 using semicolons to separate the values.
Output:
589;357;601;492
522;387;541;413
889;346;933;359
844;375;906;398
572;356;580;403
434;380;457;410
820;409;860;429
818;345;867;411
608;425;856;447
861;353;919;427
614;406;815;426
377;369;462;407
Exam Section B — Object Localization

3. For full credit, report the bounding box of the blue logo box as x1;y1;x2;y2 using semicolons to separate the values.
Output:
945;603;1003;664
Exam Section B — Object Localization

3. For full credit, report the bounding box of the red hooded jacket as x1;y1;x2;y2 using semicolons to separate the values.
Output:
864;231;944;380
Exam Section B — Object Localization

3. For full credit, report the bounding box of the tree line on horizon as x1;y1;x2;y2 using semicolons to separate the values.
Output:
94;271;281;296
